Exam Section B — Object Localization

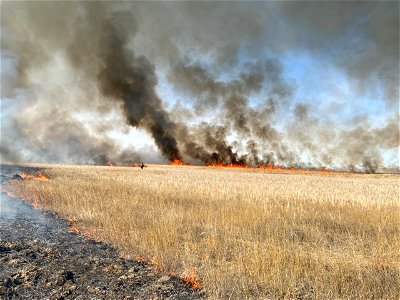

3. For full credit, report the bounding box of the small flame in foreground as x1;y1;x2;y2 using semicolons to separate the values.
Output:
183;268;201;290
150;256;163;271
134;256;147;263
0;188;17;199
20;172;49;181
1;187;41;209
68;218;92;237
68;219;80;234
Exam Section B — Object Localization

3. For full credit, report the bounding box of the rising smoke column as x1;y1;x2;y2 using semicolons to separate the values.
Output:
96;12;181;161
0;3;144;164
1;3;182;163
169;56;298;166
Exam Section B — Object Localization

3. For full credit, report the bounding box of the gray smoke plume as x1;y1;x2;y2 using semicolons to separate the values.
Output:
96;11;181;161
1;2;398;171
1;2;178;164
167;56;300;167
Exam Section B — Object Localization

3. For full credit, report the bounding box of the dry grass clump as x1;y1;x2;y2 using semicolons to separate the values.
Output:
5;164;400;299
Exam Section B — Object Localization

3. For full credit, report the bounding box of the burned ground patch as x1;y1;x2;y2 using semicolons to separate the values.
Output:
0;165;203;300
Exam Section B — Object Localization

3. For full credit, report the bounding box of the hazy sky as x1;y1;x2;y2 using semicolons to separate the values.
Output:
1;2;398;168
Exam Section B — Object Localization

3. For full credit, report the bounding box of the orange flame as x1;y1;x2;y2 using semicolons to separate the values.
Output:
206;163;334;174
134;256;147;263
68;219;80;234
68;218;92;237
257;164;285;171
207;163;250;169
183;268;201;290
1;187;41;209
257;164;333;174
150;256;163;271
171;158;184;165
0;188;17;199
319;167;330;173
106;160;114;167
20;172;49;181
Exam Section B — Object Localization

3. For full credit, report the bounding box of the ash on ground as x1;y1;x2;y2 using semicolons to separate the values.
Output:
0;164;203;300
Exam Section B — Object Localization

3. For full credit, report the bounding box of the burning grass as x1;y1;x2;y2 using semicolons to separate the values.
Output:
4;163;400;299
20;172;49;181
171;158;185;166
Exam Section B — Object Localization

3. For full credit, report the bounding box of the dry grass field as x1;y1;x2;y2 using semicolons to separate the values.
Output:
4;164;400;299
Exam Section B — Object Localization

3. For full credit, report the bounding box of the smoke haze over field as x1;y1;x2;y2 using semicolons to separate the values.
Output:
1;2;398;169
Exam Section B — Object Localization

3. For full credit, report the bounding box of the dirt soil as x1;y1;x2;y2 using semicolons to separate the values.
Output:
0;164;203;300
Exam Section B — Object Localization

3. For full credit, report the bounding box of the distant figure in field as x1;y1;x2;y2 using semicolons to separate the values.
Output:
140;162;145;169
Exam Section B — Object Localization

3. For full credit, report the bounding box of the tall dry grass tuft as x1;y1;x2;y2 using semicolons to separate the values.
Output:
5;164;400;299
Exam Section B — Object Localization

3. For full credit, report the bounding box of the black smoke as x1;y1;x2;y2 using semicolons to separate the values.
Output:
96;12;181;161
1;2;398;171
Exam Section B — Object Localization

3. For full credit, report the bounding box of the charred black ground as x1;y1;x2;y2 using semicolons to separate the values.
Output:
0;165;203;299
